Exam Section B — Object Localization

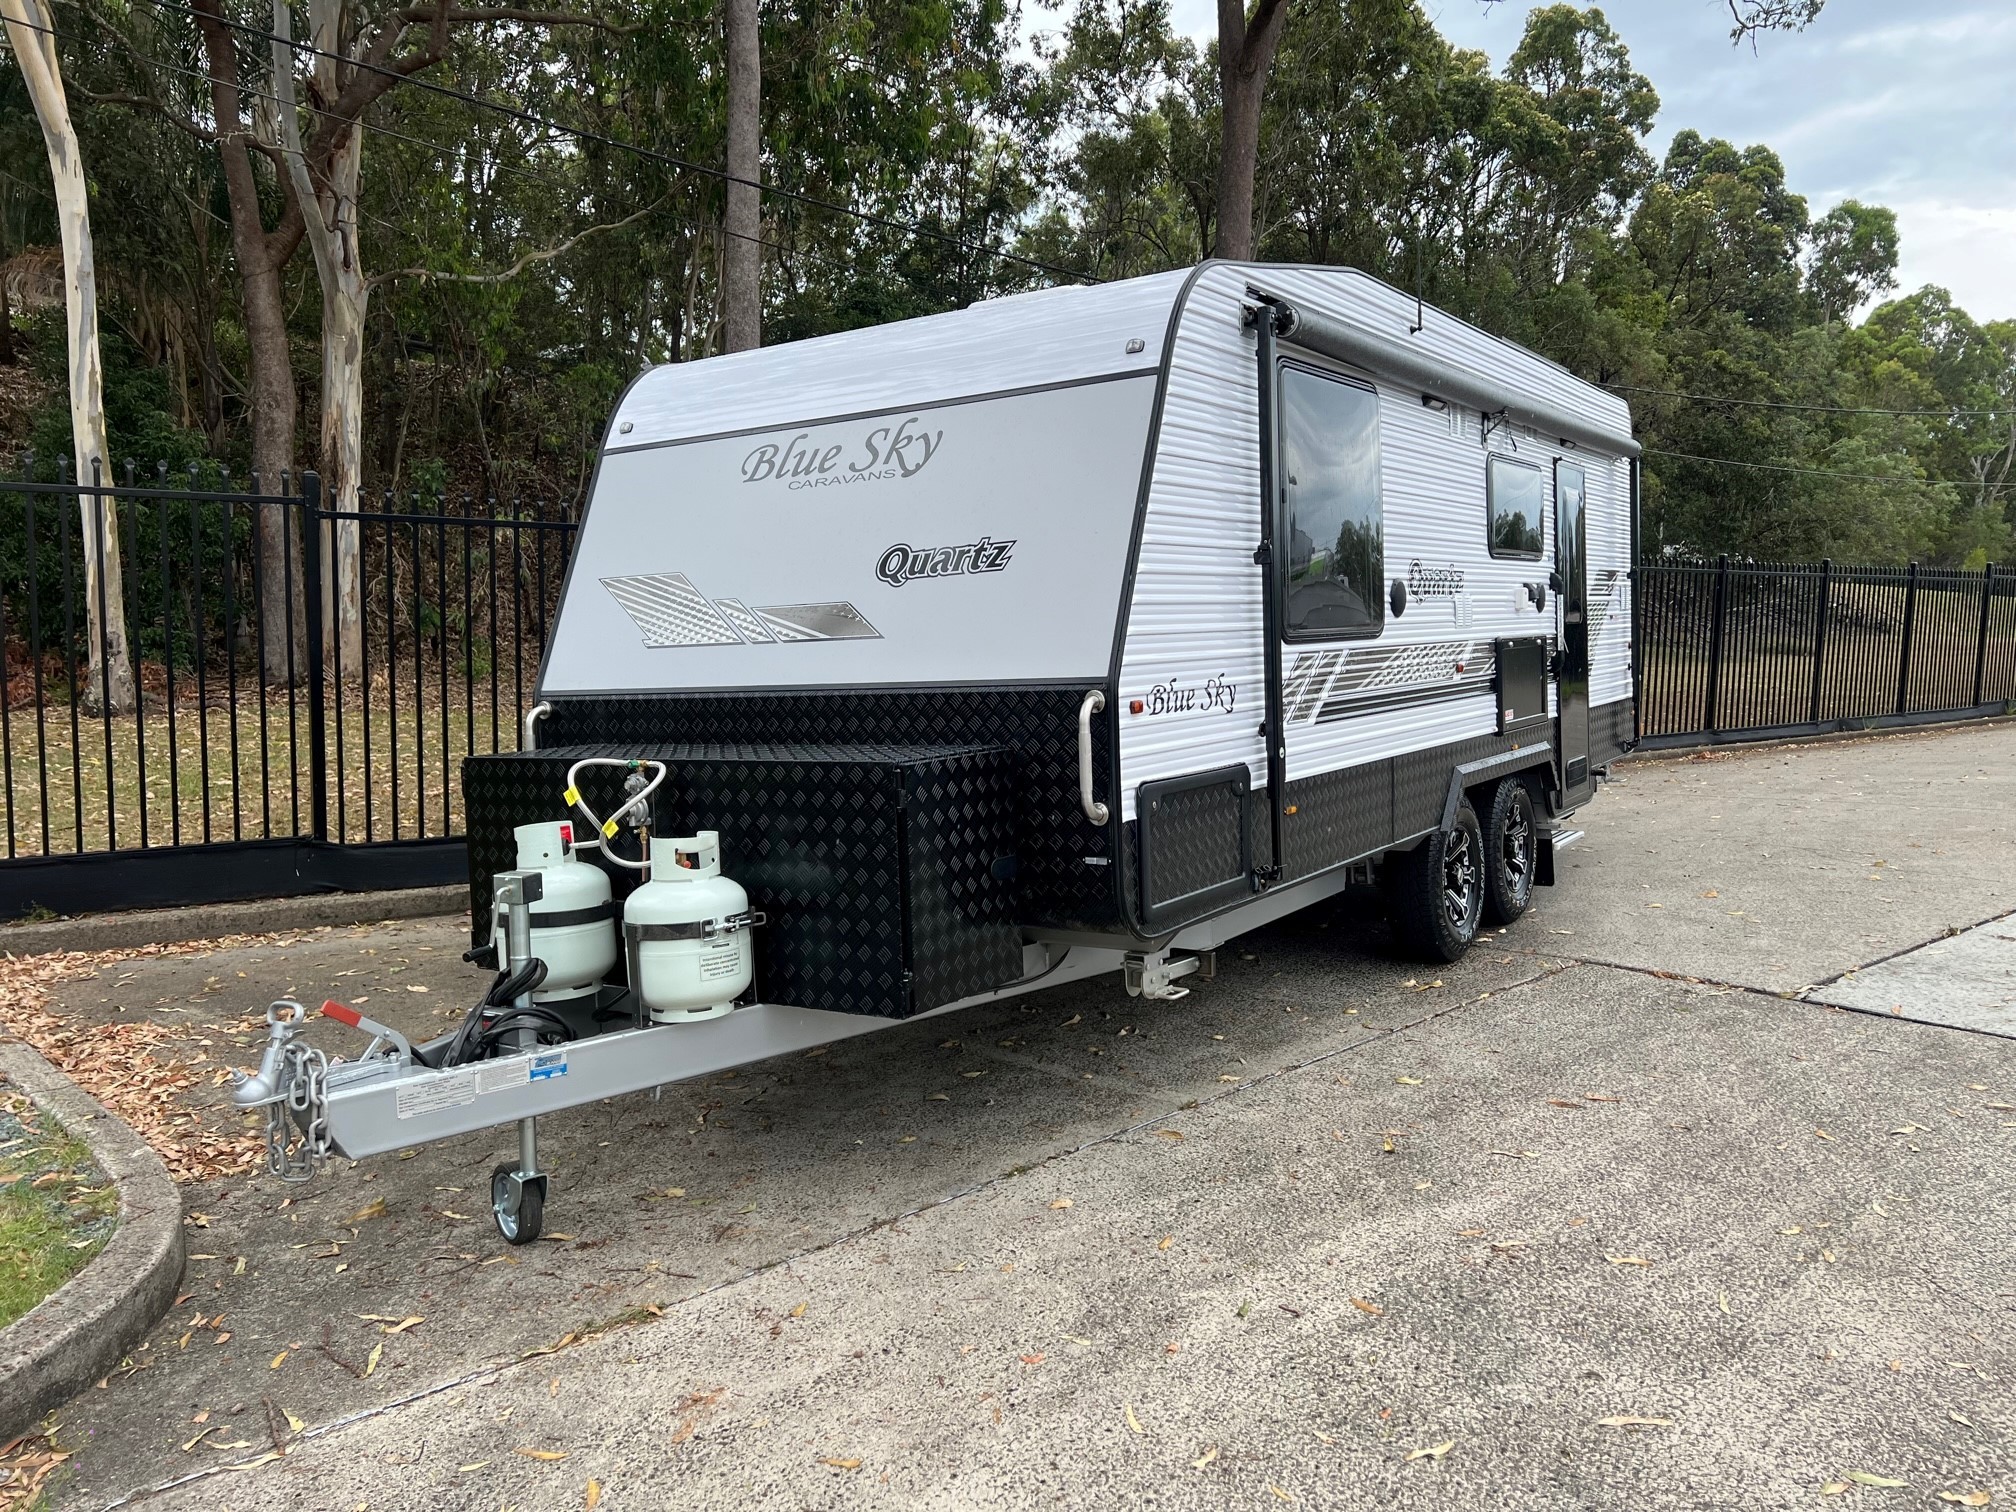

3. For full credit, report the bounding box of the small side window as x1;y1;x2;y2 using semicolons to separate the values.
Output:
1279;364;1383;640
1487;455;1544;559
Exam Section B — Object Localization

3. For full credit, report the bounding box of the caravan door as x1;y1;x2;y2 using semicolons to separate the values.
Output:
1554;459;1592;798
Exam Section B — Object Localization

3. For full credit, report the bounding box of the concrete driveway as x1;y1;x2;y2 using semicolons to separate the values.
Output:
26;722;2016;1510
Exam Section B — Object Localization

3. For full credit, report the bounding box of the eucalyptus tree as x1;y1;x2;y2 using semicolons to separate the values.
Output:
1;0;138;712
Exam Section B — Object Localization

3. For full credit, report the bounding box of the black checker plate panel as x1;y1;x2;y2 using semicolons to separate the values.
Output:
539;691;1117;931
1121;727;1563;934
1141;779;1245;907
1589;699;1634;769
464;742;1022;1017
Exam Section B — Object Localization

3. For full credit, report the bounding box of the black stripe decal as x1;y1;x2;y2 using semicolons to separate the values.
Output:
529;902;615;929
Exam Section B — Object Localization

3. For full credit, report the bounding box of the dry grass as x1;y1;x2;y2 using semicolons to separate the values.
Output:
0;682;525;857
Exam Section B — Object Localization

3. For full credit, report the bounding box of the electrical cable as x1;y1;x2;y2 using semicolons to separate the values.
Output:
1641;447;1995;488
1608;382;2012;418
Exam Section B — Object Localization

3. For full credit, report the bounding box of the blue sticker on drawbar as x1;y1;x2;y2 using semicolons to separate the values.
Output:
529;1050;569;1082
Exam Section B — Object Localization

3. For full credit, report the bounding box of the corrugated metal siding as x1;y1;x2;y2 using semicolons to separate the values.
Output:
1587;455;1635;709
607;273;1193;450
1116;264;1634;822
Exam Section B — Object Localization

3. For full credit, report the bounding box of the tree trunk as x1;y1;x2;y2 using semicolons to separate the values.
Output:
0;270;15;366
3;0;137;716
1212;0;1292;262
722;0;761;352
312;129;366;680
194;0;306;685
271;0;362;677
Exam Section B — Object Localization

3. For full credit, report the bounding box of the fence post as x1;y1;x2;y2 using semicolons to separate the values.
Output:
301;471;329;845
1974;563;1996;708
1703;553;1730;735
1808;558;1832;725
1894;560;1919;716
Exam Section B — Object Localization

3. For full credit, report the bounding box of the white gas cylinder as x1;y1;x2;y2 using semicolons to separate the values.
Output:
492;820;616;1002
625;832;754;1023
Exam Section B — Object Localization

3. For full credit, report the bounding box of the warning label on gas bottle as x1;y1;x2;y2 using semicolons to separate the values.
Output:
699;940;742;982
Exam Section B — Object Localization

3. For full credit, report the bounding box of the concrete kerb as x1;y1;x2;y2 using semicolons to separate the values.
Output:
0;883;467;958
0;1037;184;1446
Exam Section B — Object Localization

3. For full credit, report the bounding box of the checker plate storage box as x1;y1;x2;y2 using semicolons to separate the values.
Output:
464;743;1023;1018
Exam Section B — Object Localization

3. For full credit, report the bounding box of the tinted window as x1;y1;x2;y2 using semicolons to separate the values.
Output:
1280;365;1383;638
1487;456;1544;559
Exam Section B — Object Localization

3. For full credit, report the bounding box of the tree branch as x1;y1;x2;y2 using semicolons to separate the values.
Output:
371;198;663;289
392;5;638;32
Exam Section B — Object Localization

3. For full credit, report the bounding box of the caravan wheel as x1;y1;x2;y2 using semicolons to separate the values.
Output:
1388;801;1485;964
1483;778;1537;925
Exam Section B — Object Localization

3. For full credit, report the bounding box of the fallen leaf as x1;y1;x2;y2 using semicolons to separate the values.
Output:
1935;1493;1991;1507
1821;1483;1852;1497
1192;1445;1219;1470
788;1300;808;1319
1154;1129;1184;1142
1605;1255;1653;1267
347;1196;389;1224
1049;1198;1073;1210
1158;1236;1175;1251
1125;1403;1144;1435
269;1351;288;1370
1020;1353;1045;1366
1814;1129;1835;1141
459;1460;490;1473
926;1093;950;1102
1405;1441;1454;1462
381;1316;424;1335
586;1480;603;1509
1349;1297;1384;1316
1268;1486;1296;1503
406;984;429;993
819;1457;861;1471
1396;1076;1423;1086
1595;1415;1674;1428
1846;1472;1908;1488
362;1342;383;1379
1547;1099;1583;1109
1718;1292;1731;1315
515;1448;570;1462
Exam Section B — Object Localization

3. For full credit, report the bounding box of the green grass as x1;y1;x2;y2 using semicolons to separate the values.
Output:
0;1084;118;1330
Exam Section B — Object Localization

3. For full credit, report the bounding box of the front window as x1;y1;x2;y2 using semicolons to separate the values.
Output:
1280;364;1383;639
1487;455;1544;559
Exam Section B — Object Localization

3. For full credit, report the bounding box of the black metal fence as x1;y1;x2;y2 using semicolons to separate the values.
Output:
3;464;2013;918
0;459;577;916
1636;556;2016;746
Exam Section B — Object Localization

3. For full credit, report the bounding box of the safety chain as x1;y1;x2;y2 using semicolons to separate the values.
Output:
268;1038;331;1183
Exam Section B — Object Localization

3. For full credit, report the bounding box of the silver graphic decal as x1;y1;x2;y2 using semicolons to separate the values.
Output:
601;573;882;648
755;601;881;642
713;597;775;643
601;573;741;647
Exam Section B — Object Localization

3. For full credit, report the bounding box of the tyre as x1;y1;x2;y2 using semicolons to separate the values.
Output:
1388;800;1485;963
491;1162;544;1245
1483;777;1537;926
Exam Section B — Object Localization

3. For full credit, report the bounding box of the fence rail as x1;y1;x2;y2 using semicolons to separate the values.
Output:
2;463;2012;917
1636;556;2016;746
0;461;577;915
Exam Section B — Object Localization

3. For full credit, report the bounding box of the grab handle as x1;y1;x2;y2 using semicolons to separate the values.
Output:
1077;690;1109;825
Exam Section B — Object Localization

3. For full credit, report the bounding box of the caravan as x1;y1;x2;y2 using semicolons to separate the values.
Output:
236;261;1639;1240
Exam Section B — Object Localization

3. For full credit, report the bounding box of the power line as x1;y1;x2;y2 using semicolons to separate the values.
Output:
1643;447;1994;489
1609;381;2012;419
118;0;1099;286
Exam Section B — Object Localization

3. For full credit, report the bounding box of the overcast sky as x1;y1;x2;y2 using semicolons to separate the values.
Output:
1158;0;2015;321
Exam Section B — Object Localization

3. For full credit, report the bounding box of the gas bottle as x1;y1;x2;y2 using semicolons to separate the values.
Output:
492;820;616;1002
625;832;754;1023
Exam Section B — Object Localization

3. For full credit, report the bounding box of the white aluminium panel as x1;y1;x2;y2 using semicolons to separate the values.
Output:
543;376;1157;692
